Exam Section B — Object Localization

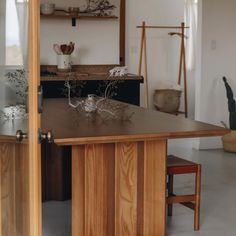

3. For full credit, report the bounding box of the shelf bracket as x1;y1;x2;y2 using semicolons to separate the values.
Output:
72;17;76;27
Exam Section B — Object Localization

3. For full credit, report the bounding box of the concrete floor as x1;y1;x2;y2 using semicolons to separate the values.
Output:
43;147;236;236
167;147;236;236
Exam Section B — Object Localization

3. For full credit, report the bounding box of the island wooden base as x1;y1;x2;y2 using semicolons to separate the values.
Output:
72;140;167;236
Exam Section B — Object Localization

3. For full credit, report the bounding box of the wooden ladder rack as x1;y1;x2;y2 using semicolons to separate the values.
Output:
137;22;189;118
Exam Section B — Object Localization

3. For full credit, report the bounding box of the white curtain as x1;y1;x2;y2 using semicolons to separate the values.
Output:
184;0;198;70
0;0;28;109
0;0;8;109
0;0;6;65
15;0;29;68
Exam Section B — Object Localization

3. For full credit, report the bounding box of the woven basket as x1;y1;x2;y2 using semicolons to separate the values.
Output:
222;131;236;153
153;89;182;114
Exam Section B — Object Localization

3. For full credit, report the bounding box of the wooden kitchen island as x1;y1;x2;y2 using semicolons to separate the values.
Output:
41;98;229;236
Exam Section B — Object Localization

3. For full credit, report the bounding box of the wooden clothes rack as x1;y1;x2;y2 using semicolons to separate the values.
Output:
137;22;189;118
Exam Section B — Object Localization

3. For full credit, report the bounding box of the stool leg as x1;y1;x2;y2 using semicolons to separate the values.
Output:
194;165;201;231
168;174;174;216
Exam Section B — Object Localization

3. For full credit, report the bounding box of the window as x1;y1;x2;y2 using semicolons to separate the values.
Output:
5;0;24;66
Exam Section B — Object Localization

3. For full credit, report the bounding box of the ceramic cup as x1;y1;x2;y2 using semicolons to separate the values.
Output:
57;55;71;70
40;3;55;15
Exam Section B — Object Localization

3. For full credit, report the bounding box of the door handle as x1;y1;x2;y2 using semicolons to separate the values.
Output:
16;130;27;142
38;85;43;114
16;130;54;143
38;129;54;143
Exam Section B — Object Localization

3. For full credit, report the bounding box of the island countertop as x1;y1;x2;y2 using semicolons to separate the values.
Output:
40;98;230;236
41;98;229;146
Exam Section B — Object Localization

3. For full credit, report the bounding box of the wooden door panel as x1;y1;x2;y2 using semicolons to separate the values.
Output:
0;142;29;236
0;0;40;235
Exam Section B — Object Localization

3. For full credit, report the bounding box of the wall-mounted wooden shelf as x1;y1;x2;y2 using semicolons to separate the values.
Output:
40;14;118;20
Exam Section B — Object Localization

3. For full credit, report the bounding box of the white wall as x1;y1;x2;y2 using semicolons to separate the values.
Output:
195;0;236;149
40;0;194;116
40;0;204;151
40;0;120;65
125;0;194;114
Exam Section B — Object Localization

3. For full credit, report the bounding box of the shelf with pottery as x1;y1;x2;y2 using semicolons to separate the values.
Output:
40;65;143;81
40;13;118;20
40;3;118;21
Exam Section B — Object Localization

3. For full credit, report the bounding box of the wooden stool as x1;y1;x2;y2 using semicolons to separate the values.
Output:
167;155;201;231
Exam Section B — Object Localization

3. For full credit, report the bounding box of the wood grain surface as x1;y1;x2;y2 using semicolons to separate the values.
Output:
40;65;140;81
41;98;229;146
72;140;168;236
72;146;85;236
0;0;41;235
41;14;118;20
72;144;115;236
0;142;29;236
1;143;15;236
143;140;167;235
115;142;138;235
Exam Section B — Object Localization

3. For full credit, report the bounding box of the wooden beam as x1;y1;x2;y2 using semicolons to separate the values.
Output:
167;195;196;204
143;25;149;108
28;0;42;234
115;142;138;235
72;146;85;236
178;36;183;85
138;21;149;108
143;140;167;235
181;202;195;210
0;143;16;235
137;25;190;29
72;140;168;236
168;193;195;210
138;21;145;76
181;22;188;118
72;144;115;236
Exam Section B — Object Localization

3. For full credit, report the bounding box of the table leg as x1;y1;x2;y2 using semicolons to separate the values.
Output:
72;140;167;236
143;140;167;236
115;142;138;235
72;144;115;236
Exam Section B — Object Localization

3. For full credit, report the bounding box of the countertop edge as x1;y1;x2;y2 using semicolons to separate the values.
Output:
54;129;230;146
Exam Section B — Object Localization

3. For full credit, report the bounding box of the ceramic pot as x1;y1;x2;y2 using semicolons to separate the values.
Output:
40;3;55;15
57;55;71;71
153;89;182;114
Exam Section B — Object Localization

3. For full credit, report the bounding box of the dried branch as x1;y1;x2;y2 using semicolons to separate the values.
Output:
5;69;28;105
81;0;116;15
